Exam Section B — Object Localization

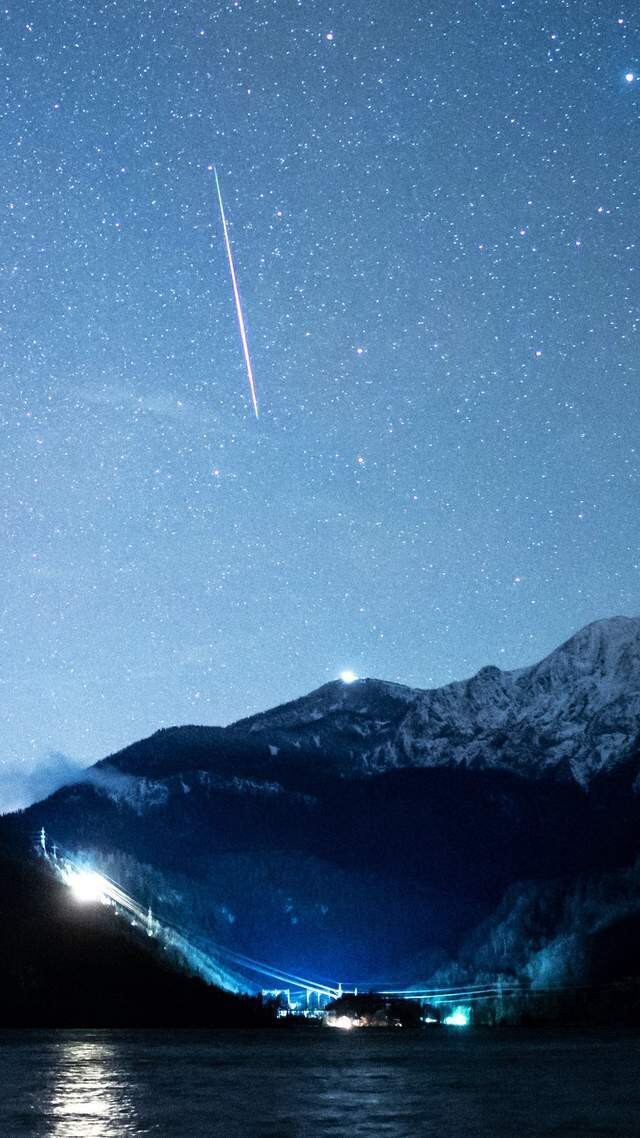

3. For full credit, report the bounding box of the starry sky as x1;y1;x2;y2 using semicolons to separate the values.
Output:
1;0;639;766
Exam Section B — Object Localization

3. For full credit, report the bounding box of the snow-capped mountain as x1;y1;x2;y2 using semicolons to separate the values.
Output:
3;615;640;998
2;619;633;1001
231;616;640;786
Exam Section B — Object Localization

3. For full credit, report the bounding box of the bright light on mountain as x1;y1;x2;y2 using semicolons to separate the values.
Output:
66;869;109;904
339;670;358;683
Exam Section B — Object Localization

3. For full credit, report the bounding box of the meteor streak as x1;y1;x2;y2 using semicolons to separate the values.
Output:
213;167;259;418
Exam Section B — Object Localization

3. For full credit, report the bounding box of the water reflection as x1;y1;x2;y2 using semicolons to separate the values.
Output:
47;1038;138;1137
0;1028;634;1138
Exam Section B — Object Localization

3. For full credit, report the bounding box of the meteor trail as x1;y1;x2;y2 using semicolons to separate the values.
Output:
213;167;259;419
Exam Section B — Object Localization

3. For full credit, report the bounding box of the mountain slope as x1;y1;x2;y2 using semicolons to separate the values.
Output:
90;616;640;792
15;758;639;984
0;831;269;1027
229;616;640;786
3;615;640;999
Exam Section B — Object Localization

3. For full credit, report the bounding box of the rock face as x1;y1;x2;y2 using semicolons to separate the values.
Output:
3;615;640;994
230;615;640;786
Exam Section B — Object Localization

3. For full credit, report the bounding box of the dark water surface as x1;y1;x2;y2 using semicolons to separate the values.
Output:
0;1027;638;1137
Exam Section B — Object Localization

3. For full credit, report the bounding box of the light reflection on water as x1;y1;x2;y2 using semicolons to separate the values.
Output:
46;1040;139;1137
0;1028;638;1137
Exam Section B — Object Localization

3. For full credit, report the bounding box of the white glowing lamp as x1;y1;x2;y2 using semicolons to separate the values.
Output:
67;869;108;904
339;670;358;684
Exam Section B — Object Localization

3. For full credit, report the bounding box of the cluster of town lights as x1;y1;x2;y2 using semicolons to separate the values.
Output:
328;1009;471;1029
333;1015;355;1030
442;1007;471;1026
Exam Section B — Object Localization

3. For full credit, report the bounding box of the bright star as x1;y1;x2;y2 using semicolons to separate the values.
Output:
625;72;635;83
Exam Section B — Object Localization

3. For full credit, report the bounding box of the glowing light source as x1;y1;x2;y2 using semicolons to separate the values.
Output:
339;670;358;684
333;1015;355;1030
66;869;109;904
625;72;635;82
443;1007;471;1026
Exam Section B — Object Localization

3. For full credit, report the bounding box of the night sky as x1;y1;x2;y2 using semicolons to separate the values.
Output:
2;0;639;766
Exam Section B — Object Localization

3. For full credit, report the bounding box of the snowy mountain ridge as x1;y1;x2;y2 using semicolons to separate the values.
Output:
10;616;640;992
232;616;640;786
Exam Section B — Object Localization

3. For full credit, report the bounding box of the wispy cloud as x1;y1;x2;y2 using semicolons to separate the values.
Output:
0;753;144;816
73;382;223;429
0;752;86;815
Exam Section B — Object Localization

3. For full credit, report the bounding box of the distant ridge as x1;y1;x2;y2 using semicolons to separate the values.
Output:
104;614;640;787
3;616;640;997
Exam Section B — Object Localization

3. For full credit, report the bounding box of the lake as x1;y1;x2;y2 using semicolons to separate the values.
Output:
1;1027;638;1136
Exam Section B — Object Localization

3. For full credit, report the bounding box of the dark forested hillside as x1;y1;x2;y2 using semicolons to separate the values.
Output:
3;617;640;1017
0;832;270;1027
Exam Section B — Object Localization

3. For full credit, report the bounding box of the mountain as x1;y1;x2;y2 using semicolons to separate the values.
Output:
229;615;640;787
96;615;640;790
2;615;640;1011
0;831;270;1027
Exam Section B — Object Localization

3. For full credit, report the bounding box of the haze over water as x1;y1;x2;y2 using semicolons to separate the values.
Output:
3;1028;639;1137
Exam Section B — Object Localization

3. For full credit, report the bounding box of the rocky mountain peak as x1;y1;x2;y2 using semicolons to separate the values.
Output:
227;615;640;785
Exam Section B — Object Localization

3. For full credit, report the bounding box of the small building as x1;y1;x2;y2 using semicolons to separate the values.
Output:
324;993;421;1029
